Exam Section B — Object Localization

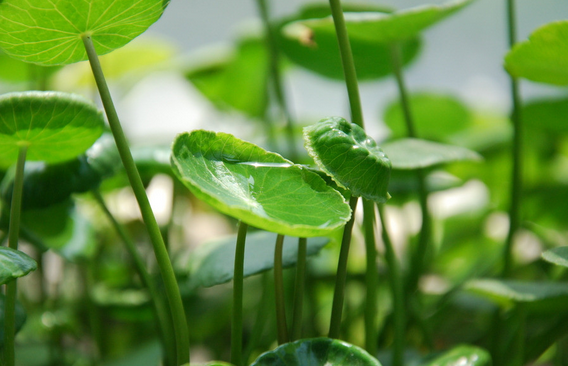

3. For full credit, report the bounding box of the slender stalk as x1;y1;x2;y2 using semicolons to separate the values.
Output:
255;0;298;160
378;205;405;366
81;35;189;365
92;189;176;366
512;304;526;366
362;200;378;355
231;221;249;366
291;238;307;341
274;234;289;344
329;196;359;339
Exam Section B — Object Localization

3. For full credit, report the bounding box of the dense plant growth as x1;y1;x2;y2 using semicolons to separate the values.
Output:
0;0;567;366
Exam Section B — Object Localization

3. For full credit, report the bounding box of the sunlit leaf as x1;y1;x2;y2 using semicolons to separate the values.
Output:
251;338;381;366
421;345;491;366
505;20;568;85
178;230;329;289
542;247;568;268
0;293;26;347
0;91;105;168
382;138;482;170
0;246;37;285
304;117;391;202
0;0;168;66
171;130;351;237
277;3;421;80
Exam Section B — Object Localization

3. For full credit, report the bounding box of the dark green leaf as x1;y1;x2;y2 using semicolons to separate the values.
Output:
304;117;391;202
250;338;382;366
171;130;351;237
420;345;491;366
522;97;568;134
179;230;329;289
0;293;26;347
542;247;568;268
0;246;37;285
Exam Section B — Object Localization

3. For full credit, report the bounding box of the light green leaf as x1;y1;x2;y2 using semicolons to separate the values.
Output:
295;0;475;44
0;246;37;285
421;345;491;366
0;293;26;347
0;91;105;169
0;0;167;66
251;338;382;366
505;20;568;85
171;130;351;237
303;117;391;203
382;138;482;170
179;231;329;289
542;247;568;268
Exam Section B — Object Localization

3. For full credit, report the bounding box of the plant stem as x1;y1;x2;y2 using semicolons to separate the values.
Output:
231;221;249;366
274;234;289;344
255;0;298;161
362;199;378;355
502;0;522;278
291;238;307;341
92;189;176;366
329;196;359;339
378;205;405;366
81;35;189;366
243;273;272;364
3;146;27;366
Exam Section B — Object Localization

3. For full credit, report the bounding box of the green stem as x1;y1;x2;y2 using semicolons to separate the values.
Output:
4;145;27;366
512;304;526;366
81;35;189;365
274;234;289;344
502;0;522;278
362;200;378;355
378;205;405;366
329;196;359;339
231;221;249;366
327;0;365;129
255;0;298;161
243;273;272;364
92;189;176;366
291;238;307;341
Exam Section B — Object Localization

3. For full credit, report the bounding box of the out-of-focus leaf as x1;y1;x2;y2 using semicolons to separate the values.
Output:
542;247;568;268
522;98;568;134
0;293;26;347
0;246;37;285
0;50;60;84
389;170;462;198
420;345;491;366
102;341;162;366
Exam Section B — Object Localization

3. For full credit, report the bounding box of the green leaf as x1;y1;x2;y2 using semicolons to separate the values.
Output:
0;91;105;169
0;246;37;285
303;117;391;202
522;97;568;134
382;138;482;170
420;345;491;366
294;0;475;44
384;93;473;141
465;279;568;312
101;341;162;366
250;338;382;366
0;0;167;66
0;293;26;347
277;3;421;80
505;20;568;85
186;35;269;118
542;247;568;268
171;130;351;237
179;230;329;289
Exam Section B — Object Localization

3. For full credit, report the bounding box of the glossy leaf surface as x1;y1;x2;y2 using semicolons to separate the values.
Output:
294;0;474;44
382;138;482;170
0;0;167;66
277;3;421;80
179;231;329;289
0;246;37;285
0;91;105;168
421;345;491;366
251;338;381;366
542;247;568;268
304;117;391;202
171;130;351;237
505;20;568;85
0;294;26;347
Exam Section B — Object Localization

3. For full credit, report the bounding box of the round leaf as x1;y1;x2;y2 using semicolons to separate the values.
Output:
0;91;105;168
421;345;491;366
303;117;391;203
0;0;168;66
382;138;482;170
0;293;26;347
250;338;382;366
505;20;568;86
542;247;568;268
0;247;37;285
178;231;329;289
277;3;421;80
171;130;351;237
